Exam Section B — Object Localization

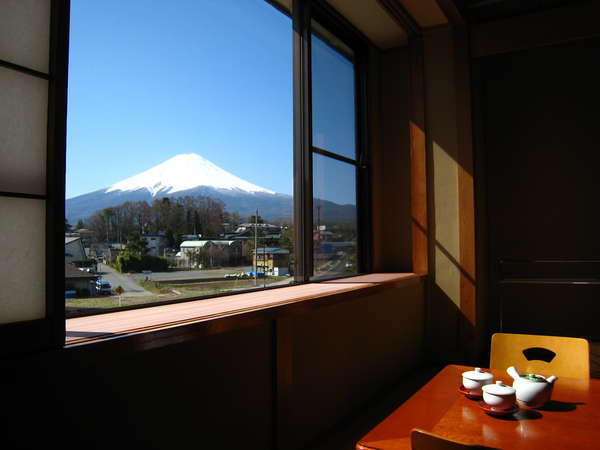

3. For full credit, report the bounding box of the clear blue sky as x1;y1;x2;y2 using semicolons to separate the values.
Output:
67;0;356;205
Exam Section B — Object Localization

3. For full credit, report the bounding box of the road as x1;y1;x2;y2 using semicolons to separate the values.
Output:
97;263;153;297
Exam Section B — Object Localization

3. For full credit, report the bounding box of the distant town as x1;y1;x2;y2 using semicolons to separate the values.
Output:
64;196;356;314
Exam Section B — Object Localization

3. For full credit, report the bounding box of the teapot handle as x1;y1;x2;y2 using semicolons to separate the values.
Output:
507;366;521;380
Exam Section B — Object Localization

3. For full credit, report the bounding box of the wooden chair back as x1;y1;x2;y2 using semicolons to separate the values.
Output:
490;333;589;379
410;429;496;450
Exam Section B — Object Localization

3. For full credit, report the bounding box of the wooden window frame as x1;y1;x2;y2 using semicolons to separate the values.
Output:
0;0;70;357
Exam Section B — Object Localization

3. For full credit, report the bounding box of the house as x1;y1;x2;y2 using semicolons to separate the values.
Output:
2;1;600;450
252;247;290;275
141;233;166;257
64;263;98;297
100;243;125;264
64;236;87;264
179;240;243;268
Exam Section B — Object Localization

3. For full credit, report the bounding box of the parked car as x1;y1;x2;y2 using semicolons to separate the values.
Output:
95;279;112;295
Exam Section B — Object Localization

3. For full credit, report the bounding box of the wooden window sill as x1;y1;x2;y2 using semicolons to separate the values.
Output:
65;273;422;347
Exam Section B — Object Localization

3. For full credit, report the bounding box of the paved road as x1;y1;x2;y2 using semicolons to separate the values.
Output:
96;263;153;297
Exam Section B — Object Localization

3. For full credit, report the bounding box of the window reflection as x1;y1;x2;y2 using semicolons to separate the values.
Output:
312;153;357;279
311;27;356;160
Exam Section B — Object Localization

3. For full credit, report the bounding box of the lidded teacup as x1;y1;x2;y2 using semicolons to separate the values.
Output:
482;380;517;410
462;367;494;393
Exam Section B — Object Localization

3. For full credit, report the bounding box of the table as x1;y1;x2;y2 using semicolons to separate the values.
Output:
356;365;600;449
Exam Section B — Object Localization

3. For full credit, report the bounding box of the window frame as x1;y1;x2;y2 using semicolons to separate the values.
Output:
0;0;371;353
293;0;372;283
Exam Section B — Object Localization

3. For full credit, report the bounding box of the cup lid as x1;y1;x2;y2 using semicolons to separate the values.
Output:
462;367;494;381
482;380;516;396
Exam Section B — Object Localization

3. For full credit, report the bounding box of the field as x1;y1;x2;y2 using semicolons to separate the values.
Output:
65;276;290;315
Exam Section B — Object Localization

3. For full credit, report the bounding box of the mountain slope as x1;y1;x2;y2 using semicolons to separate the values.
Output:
106;153;275;195
66;153;356;224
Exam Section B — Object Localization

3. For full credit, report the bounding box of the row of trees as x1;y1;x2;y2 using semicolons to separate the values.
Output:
81;196;241;247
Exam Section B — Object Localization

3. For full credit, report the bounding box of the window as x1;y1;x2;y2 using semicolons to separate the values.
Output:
311;23;359;279
64;0;295;315
0;0;370;347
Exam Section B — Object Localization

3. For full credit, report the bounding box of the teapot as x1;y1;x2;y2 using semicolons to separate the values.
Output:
507;366;557;408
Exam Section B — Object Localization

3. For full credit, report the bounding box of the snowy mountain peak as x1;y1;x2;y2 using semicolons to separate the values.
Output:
106;153;275;196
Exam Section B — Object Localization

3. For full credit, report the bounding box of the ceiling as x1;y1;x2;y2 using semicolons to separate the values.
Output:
463;0;590;23
267;0;589;50
325;0;410;48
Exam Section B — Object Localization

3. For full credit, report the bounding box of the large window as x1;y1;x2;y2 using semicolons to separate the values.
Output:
64;0;296;315
0;0;370;341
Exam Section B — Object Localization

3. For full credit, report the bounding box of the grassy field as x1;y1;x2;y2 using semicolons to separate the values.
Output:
65;276;290;314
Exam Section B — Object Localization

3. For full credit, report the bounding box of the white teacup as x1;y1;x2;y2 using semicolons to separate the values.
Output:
482;380;516;410
462;367;494;394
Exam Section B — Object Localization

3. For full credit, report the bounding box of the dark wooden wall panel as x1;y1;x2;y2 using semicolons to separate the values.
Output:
285;279;424;449
372;47;412;272
1;324;274;450
480;37;600;338
501;283;600;339
0;281;426;450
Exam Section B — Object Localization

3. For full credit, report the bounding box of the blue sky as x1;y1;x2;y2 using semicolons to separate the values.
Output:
67;0;356;205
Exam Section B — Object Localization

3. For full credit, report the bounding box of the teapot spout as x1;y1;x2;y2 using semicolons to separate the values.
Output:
546;375;558;384
507;366;521;380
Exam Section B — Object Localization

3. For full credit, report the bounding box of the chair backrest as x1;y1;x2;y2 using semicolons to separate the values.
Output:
490;333;589;379
410;429;496;450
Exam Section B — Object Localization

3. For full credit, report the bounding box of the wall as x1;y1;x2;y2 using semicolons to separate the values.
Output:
371;47;412;272
478;36;600;339
284;279;424;449
0;280;424;450
418;24;483;365
422;26;467;363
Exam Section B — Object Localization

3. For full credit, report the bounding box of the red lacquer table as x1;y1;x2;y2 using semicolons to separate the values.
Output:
357;365;600;450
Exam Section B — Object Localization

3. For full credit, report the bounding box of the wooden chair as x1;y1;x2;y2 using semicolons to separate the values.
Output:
411;429;497;450
490;332;589;379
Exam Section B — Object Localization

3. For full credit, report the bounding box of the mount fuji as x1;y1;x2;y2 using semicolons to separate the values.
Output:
66;153;356;224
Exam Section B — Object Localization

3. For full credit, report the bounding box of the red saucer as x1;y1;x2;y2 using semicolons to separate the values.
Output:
458;385;483;399
478;401;519;416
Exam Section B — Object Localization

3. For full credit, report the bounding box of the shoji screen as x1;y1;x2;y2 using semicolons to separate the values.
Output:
0;0;68;350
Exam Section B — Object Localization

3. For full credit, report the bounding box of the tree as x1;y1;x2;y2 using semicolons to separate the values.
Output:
124;232;149;257
65;218;72;233
75;219;85;230
279;226;294;252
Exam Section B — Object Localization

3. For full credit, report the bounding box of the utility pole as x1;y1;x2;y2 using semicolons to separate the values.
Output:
254;208;258;286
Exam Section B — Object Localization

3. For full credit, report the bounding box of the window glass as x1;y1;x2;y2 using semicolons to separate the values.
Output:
65;0;293;316
311;28;356;160
312;153;357;279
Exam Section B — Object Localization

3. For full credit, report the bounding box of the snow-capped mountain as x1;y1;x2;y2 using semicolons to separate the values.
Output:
66;153;356;224
106;153;275;196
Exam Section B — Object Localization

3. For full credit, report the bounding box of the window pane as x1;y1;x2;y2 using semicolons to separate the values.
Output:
312;153;357;279
311;26;356;160
0;66;48;195
0;197;46;324
65;0;293;316
0;0;51;73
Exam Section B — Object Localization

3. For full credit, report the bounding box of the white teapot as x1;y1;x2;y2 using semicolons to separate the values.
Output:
507;366;557;408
